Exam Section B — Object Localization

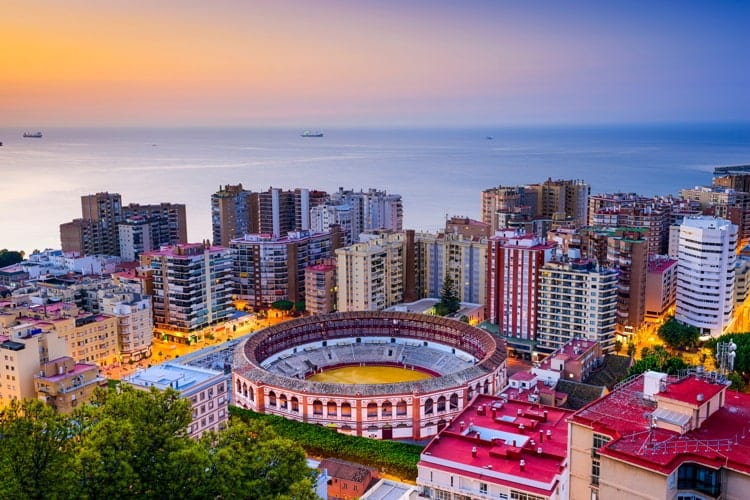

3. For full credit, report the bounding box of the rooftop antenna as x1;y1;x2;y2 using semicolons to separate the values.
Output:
716;339;737;377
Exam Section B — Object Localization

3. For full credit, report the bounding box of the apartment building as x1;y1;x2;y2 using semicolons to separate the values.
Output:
418;394;572;500
34;356;103;413
569;370;750;500
0;327;69;407
210;183;253;246
142;243;234;338
123;363;230;439
645;255;678;322
98;291;153;362
232;230;336;310
60;192;187;257
486;230;555;354
536;257;618;354
336;232;407;312
304;262;337;315
415;231;487;305
676;216;737;337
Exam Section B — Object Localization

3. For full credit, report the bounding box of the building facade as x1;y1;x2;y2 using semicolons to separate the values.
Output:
537;258;618;354
336;232;407;312
232;230;336;310
486;230;555;351
142;243;234;338
415;231;487;305
676;216;737;337
123;363;230;438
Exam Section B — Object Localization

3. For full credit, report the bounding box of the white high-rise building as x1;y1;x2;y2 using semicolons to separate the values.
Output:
676;216;737;337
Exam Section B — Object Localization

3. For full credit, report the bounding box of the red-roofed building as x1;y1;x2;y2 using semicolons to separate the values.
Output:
418;394;573;500
319;458;378;500
569;370;750;500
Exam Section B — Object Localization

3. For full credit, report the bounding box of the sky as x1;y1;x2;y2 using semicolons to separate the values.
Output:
1;0;749;127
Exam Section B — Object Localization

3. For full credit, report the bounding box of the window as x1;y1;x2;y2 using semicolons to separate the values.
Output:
479;482;488;494
396;400;407;416
677;463;721;497
367;403;378;417
510;491;545;500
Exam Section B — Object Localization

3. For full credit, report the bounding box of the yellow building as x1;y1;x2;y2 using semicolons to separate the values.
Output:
34;356;104;413
46;313;119;366
569;370;750;500
0;328;69;408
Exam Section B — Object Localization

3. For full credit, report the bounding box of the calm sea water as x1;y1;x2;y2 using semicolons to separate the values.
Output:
1;124;749;255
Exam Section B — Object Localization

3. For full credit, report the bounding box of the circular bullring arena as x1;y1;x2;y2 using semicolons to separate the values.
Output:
233;311;506;440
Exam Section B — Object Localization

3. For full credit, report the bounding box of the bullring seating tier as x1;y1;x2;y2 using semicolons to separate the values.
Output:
234;311;506;397
264;342;474;379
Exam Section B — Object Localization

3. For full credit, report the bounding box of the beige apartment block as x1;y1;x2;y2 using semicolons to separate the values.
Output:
35;356;104;413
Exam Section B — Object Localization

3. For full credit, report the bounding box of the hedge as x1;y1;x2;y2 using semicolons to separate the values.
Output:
229;406;423;480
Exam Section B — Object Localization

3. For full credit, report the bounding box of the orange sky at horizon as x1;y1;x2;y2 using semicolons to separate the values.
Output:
0;1;574;126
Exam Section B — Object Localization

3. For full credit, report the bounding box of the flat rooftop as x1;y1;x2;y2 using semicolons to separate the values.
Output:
123;362;224;393
419;394;572;497
571;374;750;474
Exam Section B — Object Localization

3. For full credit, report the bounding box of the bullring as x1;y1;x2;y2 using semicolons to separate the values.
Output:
233;311;506;440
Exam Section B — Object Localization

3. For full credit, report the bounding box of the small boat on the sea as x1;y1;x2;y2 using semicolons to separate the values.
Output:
23;131;43;138
301;130;324;138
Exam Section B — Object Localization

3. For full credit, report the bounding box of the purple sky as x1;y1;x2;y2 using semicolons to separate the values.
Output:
1;0;748;126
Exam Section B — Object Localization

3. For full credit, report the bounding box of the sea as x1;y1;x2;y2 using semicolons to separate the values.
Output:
1;123;749;256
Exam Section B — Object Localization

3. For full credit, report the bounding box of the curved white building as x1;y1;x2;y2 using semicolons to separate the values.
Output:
675;216;737;337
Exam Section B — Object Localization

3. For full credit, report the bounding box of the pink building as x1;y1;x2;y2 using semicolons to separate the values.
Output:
645;255;678;322
487;230;555;356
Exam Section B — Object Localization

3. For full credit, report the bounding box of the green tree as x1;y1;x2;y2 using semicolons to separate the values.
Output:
614;340;623;354
271;300;295;316
627;342;636;358
436;275;460;316
629;345;688;376
0;399;77;499
77;385;193;497
197;420;318;500
658;318;700;350
294;300;306;314
0;249;24;268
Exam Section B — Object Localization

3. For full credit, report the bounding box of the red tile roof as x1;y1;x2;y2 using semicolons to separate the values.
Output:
570;374;750;475
420;394;572;496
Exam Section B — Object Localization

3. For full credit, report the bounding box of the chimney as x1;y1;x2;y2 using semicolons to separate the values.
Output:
546;429;552;440
539;430;544;443
472;446;477;458
543;410;548;422
519;459;525;471
537;447;543;455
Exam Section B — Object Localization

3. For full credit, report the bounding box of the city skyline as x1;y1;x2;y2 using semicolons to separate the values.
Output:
2;1;749;127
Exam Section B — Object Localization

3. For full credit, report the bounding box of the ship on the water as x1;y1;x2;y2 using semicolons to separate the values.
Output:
23;131;43;138
301;130;324;138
